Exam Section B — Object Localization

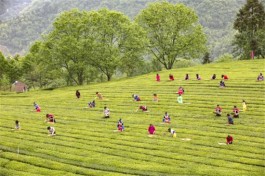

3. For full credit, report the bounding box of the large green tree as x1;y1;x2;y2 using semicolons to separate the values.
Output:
43;9;93;85
22;41;61;88
135;2;207;69
40;8;147;82
86;9;148;80
0;51;8;79
233;0;265;59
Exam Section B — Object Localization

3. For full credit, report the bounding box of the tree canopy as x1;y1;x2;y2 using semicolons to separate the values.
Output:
233;0;265;59
28;8;147;84
136;2;207;69
0;0;251;59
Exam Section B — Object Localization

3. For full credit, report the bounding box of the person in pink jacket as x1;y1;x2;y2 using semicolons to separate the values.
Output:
156;73;160;81
148;124;156;135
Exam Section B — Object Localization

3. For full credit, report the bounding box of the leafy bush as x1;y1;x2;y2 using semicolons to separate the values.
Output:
173;59;201;68
215;53;235;63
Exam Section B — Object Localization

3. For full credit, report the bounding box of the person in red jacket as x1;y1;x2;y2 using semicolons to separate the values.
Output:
156;73;160;81
232;106;239;118
138;105;148;112
177;86;184;95
214;105;222;116
46;114;56;123
169;74;174;81
226;135;233;144
148;124;156;135
222;75;229;80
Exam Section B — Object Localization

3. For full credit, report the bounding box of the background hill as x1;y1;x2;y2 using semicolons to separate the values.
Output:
0;60;264;175
0;0;250;58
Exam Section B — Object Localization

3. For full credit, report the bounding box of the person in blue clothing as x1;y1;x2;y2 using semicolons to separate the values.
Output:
227;114;234;125
132;94;141;101
88;100;95;108
163;112;171;123
33;102;41;112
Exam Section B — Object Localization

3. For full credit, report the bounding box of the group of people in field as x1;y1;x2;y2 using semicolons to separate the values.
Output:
15;102;57;136
14;73;263;143
158;72;232;88
214;103;244;126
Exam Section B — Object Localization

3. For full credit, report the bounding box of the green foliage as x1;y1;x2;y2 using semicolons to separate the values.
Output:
215;53;235;63
22;41;62;88
85;9;148;80
136;2;207;69
0;51;8;78
173;59;201;68
202;52;212;64
0;0;249;59
35;8;147;83
233;0;265;59
0;60;264;175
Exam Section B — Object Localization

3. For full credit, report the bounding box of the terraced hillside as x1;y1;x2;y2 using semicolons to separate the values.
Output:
0;60;264;175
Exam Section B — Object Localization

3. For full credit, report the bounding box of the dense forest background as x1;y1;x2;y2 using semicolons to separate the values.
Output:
1;0;263;59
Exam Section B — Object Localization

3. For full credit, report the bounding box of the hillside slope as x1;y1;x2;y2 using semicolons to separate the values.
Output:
0;0;246;57
0;60;264;175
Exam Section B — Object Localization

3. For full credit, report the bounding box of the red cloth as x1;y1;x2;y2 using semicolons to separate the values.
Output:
47;114;54;118
169;75;174;81
36;107;41;112
47;114;54;122
118;125;123;131
215;107;222;112
156;74;160;81
233;108;239;113
226;136;233;144
224;75;229;80
140;106;147;111
148;125;155;134
178;89;183;95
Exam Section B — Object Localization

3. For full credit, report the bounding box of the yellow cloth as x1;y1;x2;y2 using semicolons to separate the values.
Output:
243;103;247;111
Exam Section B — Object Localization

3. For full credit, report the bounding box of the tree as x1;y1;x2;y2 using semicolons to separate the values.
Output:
0;51;8;79
86;9;148;80
42;9;93;85
135;2;207;69
22;41;61;88
202;52;211;64
4;55;23;90
233;0;265;59
35;9;147;83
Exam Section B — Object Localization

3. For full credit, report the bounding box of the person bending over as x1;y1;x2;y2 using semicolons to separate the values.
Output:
168;128;176;137
227;114;234;125
257;73;264;81
46;114;56;123
76;90;81;99
33;102;41;112
163;112;171;123
226;135;233;144
169;74;174;81
132;94;141;101
117;119;124;132
88;100;95;108
104;106;110;118
232;106;239;118
148;124;156;135
214;105;222;116
47;126;56;136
